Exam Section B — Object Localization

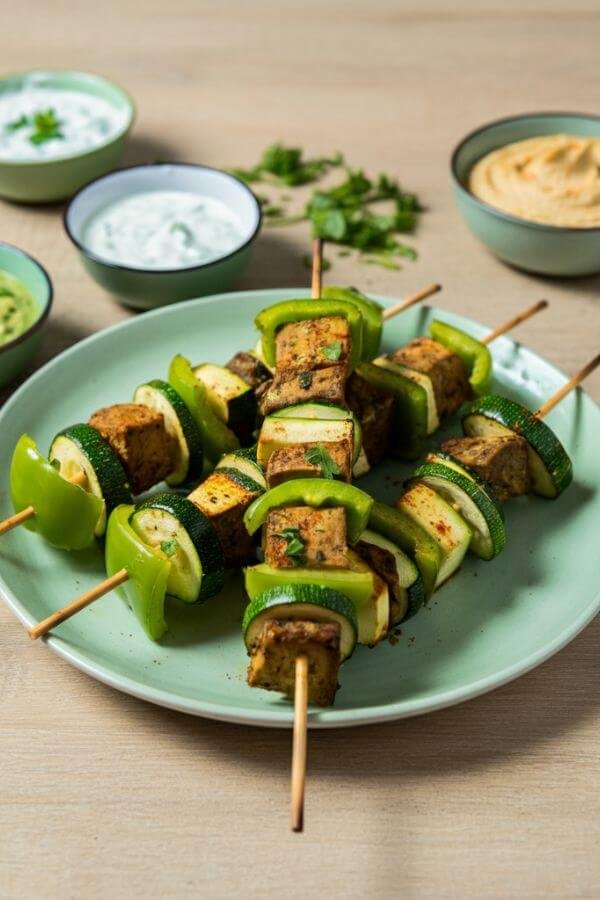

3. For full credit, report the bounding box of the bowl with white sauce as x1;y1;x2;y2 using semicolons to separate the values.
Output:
64;163;262;308
0;70;134;203
451;111;600;277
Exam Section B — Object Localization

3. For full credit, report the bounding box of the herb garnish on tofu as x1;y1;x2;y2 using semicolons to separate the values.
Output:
275;527;306;566
320;340;342;361
304;444;341;479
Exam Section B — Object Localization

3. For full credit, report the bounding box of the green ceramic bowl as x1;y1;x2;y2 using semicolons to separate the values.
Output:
0;242;52;388
0;70;134;203
64;163;262;309
451;112;600;277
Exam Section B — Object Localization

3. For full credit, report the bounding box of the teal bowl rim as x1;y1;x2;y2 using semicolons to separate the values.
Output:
0;241;53;353
450;111;600;234
63;162;263;275
0;68;135;168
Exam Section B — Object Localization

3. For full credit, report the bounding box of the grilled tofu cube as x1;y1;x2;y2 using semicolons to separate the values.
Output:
441;435;531;501
259;365;347;416
390;337;471;419
276;316;351;374
266;441;353;488
88;403;175;494
225;351;272;390
188;471;261;567
247;619;341;706
346;372;395;465
264;506;348;569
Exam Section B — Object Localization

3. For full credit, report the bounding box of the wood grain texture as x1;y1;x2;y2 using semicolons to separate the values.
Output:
0;2;599;897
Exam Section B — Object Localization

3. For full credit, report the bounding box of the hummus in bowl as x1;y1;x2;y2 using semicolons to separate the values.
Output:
468;134;600;228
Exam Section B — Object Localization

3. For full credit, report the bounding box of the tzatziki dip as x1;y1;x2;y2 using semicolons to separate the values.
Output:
0;87;128;161
82;191;246;270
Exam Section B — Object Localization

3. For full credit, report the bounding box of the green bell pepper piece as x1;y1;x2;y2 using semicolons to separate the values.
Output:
245;563;374;610
368;501;441;600
355;362;428;460
168;354;239;465
105;504;170;641
9;434;104;550
321;286;383;360
254;298;364;370
429;320;492;396
243;477;373;543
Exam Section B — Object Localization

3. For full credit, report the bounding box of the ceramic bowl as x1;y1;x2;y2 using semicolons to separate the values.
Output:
451;112;600;277
0;242;52;388
0;70;134;203
64;163;262;309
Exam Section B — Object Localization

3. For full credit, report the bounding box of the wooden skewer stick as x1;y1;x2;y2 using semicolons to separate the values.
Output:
291;654;308;833
28;567;129;641
382;283;441;320
481;299;548;345
311;236;323;299
0;469;88;537
535;353;600;420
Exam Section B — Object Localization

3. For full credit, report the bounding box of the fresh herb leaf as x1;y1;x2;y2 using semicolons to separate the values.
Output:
320;340;342;361
160;539;179;558
50;458;61;471
275;527;305;565
262;204;284;218
304;444;341;480
230;143;344;188
28;108;64;146
302;253;331;271
5;114;29;133
298;371;313;389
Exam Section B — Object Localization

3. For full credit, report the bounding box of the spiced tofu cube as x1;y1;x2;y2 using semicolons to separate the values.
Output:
259;365;347;416
266;441;353;488
346;371;395;465
188;471;261;567
275;316;351;374
225;351;272;390
440;435;531;501
264;506;348;569
88;403;174;494
247;619;341;706
390;337;471;419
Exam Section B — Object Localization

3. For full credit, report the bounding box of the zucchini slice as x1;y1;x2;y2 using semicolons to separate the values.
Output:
216;466;265;495
368;501;441;601
272;402;362;464
193;363;257;438
243;584;358;661
216;447;266;491
49;424;132;536
257;416;354;470
131;493;224;604
374;356;439;434
463;395;573;498
397;483;472;587
357;528;425;624
408;461;506;560
133;380;203;486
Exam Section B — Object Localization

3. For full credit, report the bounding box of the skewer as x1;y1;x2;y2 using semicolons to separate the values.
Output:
382;283;441;320
290;654;308;833
0;469;88;536
311;236;323;299
28;567;129;640
535;353;600;419
481;299;548;345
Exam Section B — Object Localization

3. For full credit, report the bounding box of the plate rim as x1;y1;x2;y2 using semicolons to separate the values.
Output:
1;288;598;728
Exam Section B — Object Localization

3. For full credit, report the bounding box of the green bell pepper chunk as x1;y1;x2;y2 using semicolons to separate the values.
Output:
429;320;492;396
9;434;104;550
243;477;373;544
368;501;441;600
321;286;383;360
254;298;364;370
245;563;374;612
105;505;170;641
168;354;239;465
355;362;428;460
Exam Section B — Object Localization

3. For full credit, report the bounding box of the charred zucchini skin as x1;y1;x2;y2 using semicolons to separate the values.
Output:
463;395;573;498
216;466;265;496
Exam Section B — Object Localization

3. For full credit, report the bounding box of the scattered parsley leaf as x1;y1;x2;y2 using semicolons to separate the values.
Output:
302;253;331;271
275;527;305;565
304;444;341;479
28;108;64;146
262;204;284;218
298;371;313;389
320;340;342;361
230;143;344;187
160;539;179;558
5;114;29;133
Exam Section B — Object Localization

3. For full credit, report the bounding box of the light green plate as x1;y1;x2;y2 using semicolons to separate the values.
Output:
0;290;598;728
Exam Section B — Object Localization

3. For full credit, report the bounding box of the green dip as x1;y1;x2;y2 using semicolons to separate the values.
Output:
0;269;38;345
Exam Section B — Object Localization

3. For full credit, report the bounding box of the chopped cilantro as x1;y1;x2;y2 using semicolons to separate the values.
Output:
275;527;305;565
302;253;331;271
298;371;313;389
231;143;344;187
5;114;29;132
304;444;341;479
320;340;342;361
160;539;179;558
28;109;64;145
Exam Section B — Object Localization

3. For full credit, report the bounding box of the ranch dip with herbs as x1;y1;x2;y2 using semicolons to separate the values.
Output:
0;86;128;161
82;191;246;270
469;134;600;228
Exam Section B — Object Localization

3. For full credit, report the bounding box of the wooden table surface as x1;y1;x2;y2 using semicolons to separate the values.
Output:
1;3;599;897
